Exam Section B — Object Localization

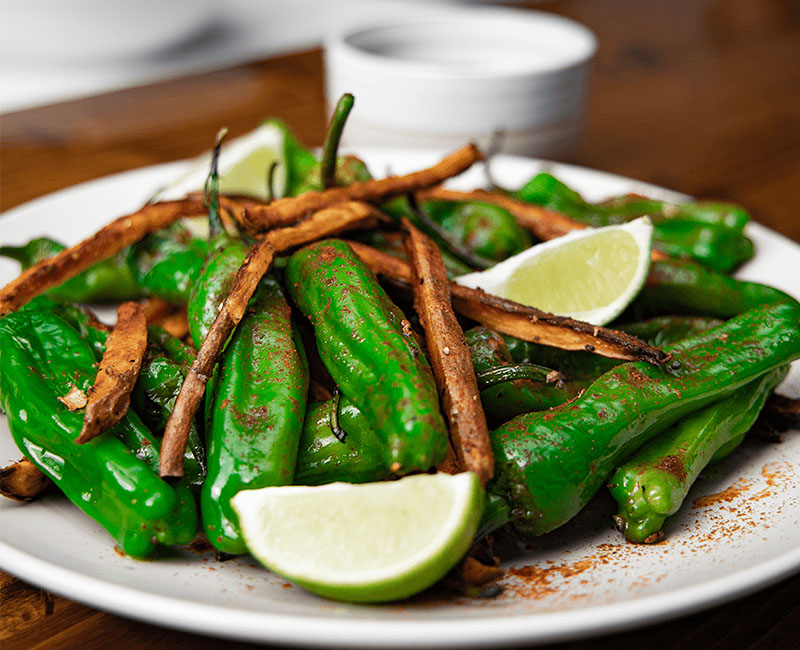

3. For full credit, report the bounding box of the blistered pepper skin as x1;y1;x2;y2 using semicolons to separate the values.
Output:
422;199;533;262
21;296;205;484
295;398;392;486
490;300;800;536
608;366;787;543
0;311;197;557
514;172;754;272
631;258;793;318
464;327;567;422
1;237;143;302
285;239;448;474
187;236;249;346
127;223;209;304
201;275;309;554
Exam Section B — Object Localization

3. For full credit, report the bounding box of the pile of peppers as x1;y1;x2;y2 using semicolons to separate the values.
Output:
1;113;799;569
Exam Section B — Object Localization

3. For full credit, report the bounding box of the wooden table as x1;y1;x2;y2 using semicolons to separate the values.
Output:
2;0;799;647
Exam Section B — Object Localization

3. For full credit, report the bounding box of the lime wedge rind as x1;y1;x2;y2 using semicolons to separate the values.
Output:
231;473;484;603
455;217;654;326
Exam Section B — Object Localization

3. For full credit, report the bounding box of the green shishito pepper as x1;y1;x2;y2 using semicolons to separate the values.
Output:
202;274;309;554
464;327;568;423
630;258;793;319
490;299;800;536
608;366;788;543
265;115;372;198
127;222;210;304
513;173;754;273
1;237;143;302
22;295;205;480
295;398;392;486
497;316;722;401
187;141;250;347
285;239;449;474
421;200;533;263
20;295;206;485
0;311;197;557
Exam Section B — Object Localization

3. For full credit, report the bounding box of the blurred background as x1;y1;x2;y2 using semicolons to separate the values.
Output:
1;0;799;237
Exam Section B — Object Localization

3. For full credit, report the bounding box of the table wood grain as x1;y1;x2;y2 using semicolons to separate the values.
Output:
2;0;799;648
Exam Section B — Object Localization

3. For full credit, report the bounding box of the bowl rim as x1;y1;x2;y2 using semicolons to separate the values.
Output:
325;8;598;82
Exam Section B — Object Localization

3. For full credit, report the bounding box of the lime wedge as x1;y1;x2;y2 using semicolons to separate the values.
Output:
155;122;287;202
231;472;484;602
455;217;653;325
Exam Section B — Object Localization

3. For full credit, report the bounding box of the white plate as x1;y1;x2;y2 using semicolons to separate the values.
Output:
1;151;799;648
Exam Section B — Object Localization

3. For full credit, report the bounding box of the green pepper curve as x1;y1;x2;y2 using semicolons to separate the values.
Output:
201;274;309;554
489;299;800;536
608;365;788;543
127;222;210;304
513;172;754;273
629;258;793;319
1;237;143;302
0;311;197;557
421;199;533;263
19;295;206;485
295;398;392;486
464;326;567;424
284;239;448;474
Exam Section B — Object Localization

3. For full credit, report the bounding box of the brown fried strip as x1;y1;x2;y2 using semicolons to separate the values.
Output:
418;187;583;241
242;144;482;232
159;201;380;477
403;220;493;485
140;296;190;339
1;459;52;502
344;241;669;365
0;199;206;315
417;188;670;261
76;302;148;444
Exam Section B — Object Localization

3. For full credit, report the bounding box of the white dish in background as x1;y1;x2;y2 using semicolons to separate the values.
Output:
1;150;799;648
325;10;597;158
0;0;218;63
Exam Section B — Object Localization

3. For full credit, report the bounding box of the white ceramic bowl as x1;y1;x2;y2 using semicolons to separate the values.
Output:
324;8;597;158
0;0;217;63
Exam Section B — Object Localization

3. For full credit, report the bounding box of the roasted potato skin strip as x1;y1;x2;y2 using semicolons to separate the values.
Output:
242;145;482;231
0;199;205;315
416;188;670;261
76;301;148;444
344;241;669;365
403;220;494;486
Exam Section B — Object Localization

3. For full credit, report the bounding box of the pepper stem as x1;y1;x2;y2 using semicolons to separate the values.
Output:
204;127;228;239
476;363;565;390
404;193;494;270
329;388;347;443
265;160;280;202
320;93;355;189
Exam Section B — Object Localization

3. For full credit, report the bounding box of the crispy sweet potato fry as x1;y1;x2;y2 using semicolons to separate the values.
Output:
160;201;380;477
0;459;52;502
140;297;190;339
417;187;583;241
417;188;670;261
242;144;482;232
403;220;493;486
76;302;147;444
0;199;206;315
344;241;670;365
187;191;268;231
